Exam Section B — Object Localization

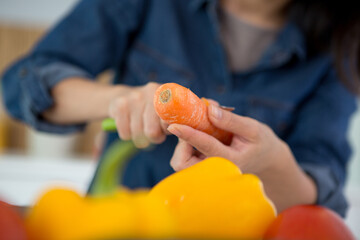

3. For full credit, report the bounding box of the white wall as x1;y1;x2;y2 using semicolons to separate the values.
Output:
346;100;360;238
348;100;360;186
0;0;78;27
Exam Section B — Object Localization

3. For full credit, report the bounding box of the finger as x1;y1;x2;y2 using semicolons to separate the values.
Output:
167;124;232;159
130;118;150;148
170;139;201;171
130;118;149;149
109;97;131;140
129;93;150;149
143;102;166;144
208;105;261;141
206;98;220;106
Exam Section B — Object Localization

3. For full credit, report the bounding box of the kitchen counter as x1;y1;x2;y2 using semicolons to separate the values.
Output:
0;154;96;206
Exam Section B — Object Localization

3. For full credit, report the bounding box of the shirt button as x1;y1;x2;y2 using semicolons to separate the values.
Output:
216;85;226;94
18;68;28;78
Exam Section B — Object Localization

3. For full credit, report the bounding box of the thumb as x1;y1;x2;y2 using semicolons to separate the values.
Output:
208;105;261;141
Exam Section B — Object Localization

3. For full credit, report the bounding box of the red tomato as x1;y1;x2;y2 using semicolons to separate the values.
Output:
264;205;355;240
0;200;28;240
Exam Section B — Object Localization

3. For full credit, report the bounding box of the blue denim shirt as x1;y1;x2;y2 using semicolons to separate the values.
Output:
1;0;357;216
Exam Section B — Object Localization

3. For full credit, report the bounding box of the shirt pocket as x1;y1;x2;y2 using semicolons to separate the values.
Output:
244;96;295;137
124;41;194;87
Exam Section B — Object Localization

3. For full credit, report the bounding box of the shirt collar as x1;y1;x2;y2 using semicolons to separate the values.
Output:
270;22;307;61
253;22;307;71
189;0;308;67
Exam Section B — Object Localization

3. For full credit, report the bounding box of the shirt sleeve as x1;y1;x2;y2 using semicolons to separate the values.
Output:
286;67;357;217
1;0;146;133
300;163;348;216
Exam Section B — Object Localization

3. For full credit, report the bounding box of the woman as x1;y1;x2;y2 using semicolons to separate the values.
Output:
2;0;359;216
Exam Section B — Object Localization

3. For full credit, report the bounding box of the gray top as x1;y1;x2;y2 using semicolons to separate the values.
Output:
218;6;279;72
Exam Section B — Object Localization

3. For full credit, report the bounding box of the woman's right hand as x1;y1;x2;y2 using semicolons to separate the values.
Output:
108;82;169;148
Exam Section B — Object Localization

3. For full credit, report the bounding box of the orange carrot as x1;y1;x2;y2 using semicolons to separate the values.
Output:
153;83;232;145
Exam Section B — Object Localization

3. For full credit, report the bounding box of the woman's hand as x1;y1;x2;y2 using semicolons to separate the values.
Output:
168;104;317;212
43;78;167;149
168;104;286;175
108;82;168;148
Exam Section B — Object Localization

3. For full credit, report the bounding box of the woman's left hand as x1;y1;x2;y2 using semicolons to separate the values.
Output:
167;104;289;175
168;104;317;212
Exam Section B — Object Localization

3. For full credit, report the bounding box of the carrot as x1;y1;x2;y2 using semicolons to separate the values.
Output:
153;83;232;145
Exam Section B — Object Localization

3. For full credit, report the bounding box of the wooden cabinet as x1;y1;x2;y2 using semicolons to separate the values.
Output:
0;24;103;157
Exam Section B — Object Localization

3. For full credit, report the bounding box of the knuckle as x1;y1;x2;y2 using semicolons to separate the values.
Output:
108;103;116;118
145;127;159;138
199;142;213;155
250;120;262;139
115;97;129;111
110;99;125;117
169;159;176;170
146;128;165;142
170;160;182;172
146;82;159;90
109;99;129;120
130;91;143;101
262;123;274;138
223;112;236;129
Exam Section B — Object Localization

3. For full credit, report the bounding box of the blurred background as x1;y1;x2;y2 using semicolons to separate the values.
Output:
0;0;359;236
0;0;101;208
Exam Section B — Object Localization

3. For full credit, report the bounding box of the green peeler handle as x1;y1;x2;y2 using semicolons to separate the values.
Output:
88;118;137;196
101;118;117;131
89;140;137;196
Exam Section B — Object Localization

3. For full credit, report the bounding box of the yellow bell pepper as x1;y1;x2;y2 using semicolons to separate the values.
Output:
149;156;277;239
26;188;175;240
27;156;276;240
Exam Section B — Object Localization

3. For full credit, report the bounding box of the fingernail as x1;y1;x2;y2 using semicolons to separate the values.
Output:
168;125;182;137
210;105;222;119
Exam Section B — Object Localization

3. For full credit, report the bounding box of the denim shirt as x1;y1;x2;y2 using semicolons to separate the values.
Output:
1;0;357;217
